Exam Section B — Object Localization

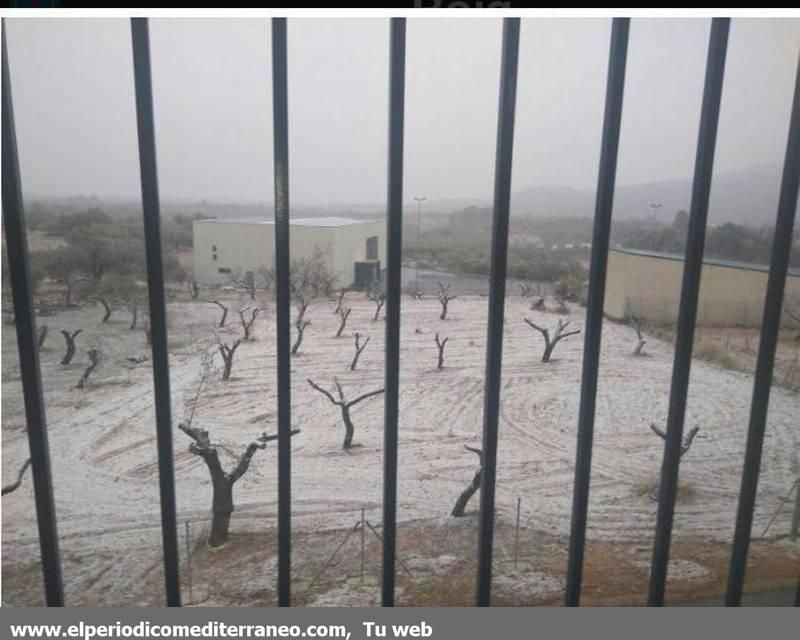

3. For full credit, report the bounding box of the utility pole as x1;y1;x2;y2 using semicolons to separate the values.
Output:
413;196;426;291
649;202;663;221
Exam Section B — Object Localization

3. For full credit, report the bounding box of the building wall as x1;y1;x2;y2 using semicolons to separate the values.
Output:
192;219;384;288
604;248;800;327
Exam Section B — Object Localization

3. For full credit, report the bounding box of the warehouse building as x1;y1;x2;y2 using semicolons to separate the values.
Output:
604;247;800;327
193;217;384;289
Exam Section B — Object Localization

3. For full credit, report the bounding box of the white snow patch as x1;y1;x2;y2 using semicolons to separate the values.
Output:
493;569;563;601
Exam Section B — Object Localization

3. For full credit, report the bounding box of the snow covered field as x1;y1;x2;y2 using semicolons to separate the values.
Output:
2;293;798;605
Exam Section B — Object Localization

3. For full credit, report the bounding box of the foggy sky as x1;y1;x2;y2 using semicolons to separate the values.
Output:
5;17;800;207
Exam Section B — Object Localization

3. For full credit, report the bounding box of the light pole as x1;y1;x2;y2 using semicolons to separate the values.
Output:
413;196;426;291
649;202;662;221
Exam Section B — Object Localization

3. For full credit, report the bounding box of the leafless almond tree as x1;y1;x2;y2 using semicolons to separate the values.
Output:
518;282;535;298
60;329;82;365
437;281;457;320
531;296;546;311
350;332;370;371
206;300;229;328
367;286;385;322
188;280;199;300
292;318;311;355
2;459;31;496
178;422;300;547
238;306;263;341
95;296;114;323
649;423;701;500
336;307;351;338
307;378;384;450
76;349;100;389
629;312;646;356
452;445;483;517
37;324;48;348
333;287;350;315
434;333;448;370
129;298;141;330
523;318;580;362
218;339;241;380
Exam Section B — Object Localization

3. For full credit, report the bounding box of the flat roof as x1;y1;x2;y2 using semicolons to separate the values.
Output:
611;246;800;277
193;216;379;228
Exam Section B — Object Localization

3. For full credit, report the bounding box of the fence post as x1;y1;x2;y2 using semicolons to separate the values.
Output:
185;521;193;604
514;497;521;570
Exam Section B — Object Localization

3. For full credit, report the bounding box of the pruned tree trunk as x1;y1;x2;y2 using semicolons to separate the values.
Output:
60;329;82;365
129;300;139;330
178;422;299;547
451;446;483;517
97;297;112;323
1;459;31;496
239;307;262;341
190;281;199;300
350;332;370;371
37;324;48;348
367;289;385;322
336;307;351;337
649;423;701;500
333;287;349;315
630;313;646;356
437;281;457;321
307;378;384;450
207;300;229;328
76;349;100;389
524;318;581;362
435;333;448;370
218;339;241;380
292;319;310;355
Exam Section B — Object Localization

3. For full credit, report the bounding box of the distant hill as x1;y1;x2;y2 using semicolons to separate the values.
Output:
510;165;791;226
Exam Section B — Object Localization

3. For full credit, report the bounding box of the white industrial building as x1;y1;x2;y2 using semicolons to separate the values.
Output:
192;217;384;289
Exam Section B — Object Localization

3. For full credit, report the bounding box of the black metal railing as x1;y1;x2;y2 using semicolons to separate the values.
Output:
1;15;799;608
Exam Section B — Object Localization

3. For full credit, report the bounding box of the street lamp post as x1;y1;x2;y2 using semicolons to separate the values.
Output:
413;196;426;291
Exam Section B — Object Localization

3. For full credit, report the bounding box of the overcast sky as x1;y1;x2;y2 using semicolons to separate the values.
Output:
5;17;800;206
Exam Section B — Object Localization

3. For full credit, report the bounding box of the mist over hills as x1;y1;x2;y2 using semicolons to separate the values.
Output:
26;165;793;228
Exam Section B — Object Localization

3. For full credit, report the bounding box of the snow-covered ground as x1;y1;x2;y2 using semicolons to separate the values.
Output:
2;293;798;604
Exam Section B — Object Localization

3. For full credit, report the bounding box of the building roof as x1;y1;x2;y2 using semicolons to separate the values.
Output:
611;246;800;277
193;216;379;228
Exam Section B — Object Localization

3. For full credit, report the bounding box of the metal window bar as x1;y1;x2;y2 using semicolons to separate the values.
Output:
648;17;730;607
724;52;800;607
271;17;293;608
1;19;65;607
564;17;630;607
130;17;182;607
382;16;406;608
476;16;520;607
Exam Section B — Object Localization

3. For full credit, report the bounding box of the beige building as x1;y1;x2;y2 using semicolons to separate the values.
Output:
604;247;800;327
193;217;384;289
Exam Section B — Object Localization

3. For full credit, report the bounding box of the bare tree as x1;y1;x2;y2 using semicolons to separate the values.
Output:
231;270;257;301
648;423;700;499
437;281;457;320
451;445;483;517
95;296;114;323
367;285;385;322
336;306;351;338
60;329;82;365
37;324;48;348
290;250;337;324
2;459;31;496
307;378;384;449
76;349;100;389
523;318;580;362
333;287;350;315
434;333;449;370
218;339;241;380
188;280;199;300
350;332;370;371
178;422;299;547
238;306;263;341
129;298;141;330
206;300;229;328
518;282;535;298
629;312;646;356
531;296;546;311
291;318;311;355
58;275;89;308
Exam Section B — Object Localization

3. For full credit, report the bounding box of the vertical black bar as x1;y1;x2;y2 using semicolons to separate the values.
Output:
795;576;800;607
382;17;406;608
724;53;800;607
475;17;520;607
271;17;292;607
564;17;629;607
1;20;64;607
648;18;729;607
130;18;181;607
